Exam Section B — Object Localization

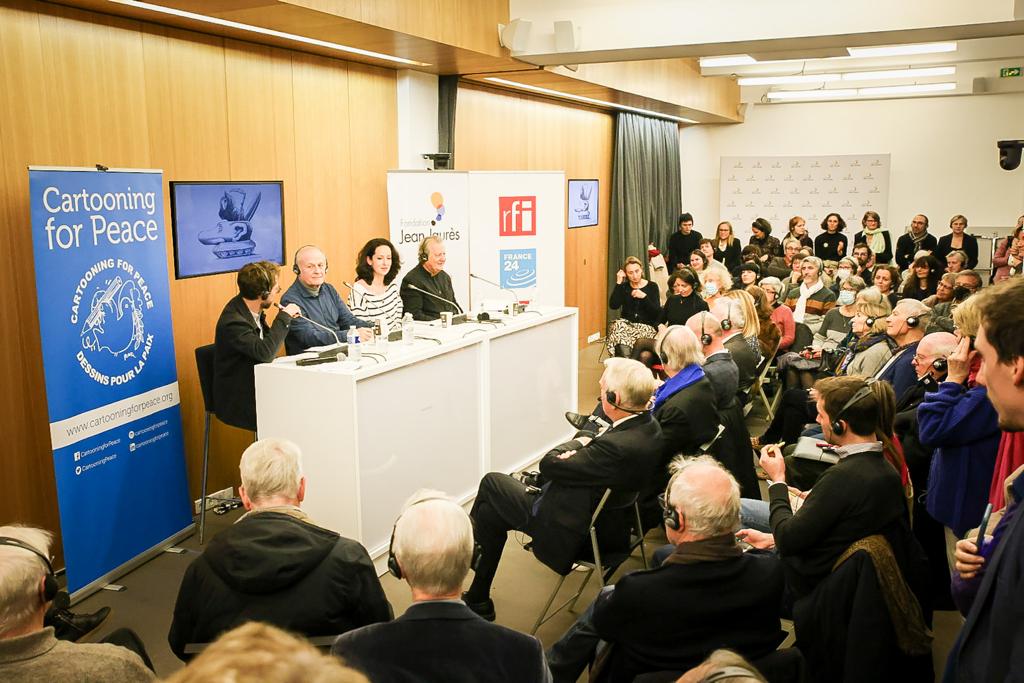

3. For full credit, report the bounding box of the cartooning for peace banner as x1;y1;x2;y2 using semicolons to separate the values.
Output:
29;167;192;596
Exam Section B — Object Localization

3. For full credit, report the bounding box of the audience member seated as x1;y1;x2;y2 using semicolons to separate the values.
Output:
944;276;1024;681
765;237;801;279
854;210;894;265
934;214;979;269
686;313;760;499
400;236;461;320
900;254;943;301
736;261;760;288
878;299;932;398
814;212;848;261
782;256;836;334
738;376;917;602
605;256;661;357
700;263;732;306
213;261;300;432
991;223;1023;283
676;649;771;683
852;242;876;280
710;297;759;396
818;274;866;347
282;245;372;355
829;256;857;294
545;457;784;683
168;439;391;659
333;491;550;683
919;297;1000;568
667;212;703;272
758;277;795;351
722;289;763;363
711;221;742;270
463;359;662;621
347;238;404;330
0;526;154;682
926;269;983;333
872;263;901;309
656;268;707;328
923;271;957;308
895;214;937;271
745;285;781;359
834;291;897;378
167;622;367;683
945;249;968;274
688;248;709;275
748;217;782;261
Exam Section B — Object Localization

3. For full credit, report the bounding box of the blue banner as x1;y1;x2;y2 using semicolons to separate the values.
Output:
29;168;192;594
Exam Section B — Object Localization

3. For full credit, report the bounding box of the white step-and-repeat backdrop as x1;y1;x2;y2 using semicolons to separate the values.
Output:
719;154;891;245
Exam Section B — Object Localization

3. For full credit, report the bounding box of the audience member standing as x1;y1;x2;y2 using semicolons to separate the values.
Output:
895;214;938;271
785;215;814;250
814;212;847;261
934;215;979;269
991;224;1023;283
854;211;893;264
748;218;782;261
668;213;703;271
712;221;742;269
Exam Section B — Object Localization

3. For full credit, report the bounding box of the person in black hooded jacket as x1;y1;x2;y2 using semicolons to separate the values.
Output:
168;439;391;660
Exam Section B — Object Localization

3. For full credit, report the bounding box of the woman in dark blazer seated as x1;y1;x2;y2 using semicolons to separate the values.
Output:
934;214;979;269
712;221;742;270
900;254;943;301
814;212;848;261
607;256;661;357
854;210;893;264
658;268;708;327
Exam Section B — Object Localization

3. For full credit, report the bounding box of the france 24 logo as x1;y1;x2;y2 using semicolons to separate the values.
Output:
498;196;536;236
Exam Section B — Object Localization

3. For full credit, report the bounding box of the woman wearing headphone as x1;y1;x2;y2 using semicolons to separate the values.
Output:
607;256;661;357
348;238;403;330
833;290;897;378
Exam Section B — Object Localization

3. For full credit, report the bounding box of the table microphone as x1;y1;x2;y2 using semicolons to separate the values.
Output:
273;302;342;348
469;273;526;315
406;283;464;315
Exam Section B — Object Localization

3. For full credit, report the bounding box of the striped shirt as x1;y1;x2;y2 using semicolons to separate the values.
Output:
348;282;403;329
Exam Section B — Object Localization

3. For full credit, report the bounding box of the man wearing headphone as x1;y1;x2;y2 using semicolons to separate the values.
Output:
879;298;932;398
400;236;461;321
0;527;153;680
463;358;662;622
545;457;784;683
213;261;300;432
333;490;551;682
280;245;372;356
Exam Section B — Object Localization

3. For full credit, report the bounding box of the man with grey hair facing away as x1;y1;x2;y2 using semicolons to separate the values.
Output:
0;526;153;681
545;456;784;683
168;438;391;660
332;491;552;682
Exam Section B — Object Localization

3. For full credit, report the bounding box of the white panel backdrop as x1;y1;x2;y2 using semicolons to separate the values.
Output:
387;171;471;308
467;171;565;310
718;154;891;246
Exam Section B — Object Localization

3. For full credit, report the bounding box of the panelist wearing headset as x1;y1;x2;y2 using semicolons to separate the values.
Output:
400;236;461;321
280;245;372;356
213;261;300;432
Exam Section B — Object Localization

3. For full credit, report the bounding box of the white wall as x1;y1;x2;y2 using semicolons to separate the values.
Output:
396;70;438;170
681;92;1024;244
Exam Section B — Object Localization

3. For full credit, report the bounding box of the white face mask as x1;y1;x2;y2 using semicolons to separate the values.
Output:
704;281;719;297
837;290;856;306
836;268;852;281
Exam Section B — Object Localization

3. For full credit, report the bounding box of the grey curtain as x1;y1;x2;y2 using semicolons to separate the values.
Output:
438;75;458;167
608;112;681;310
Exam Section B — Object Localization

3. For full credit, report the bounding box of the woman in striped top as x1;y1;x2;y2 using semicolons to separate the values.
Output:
348;238;404;329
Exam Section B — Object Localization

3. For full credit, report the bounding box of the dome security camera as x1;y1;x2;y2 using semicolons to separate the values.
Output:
997;140;1024;171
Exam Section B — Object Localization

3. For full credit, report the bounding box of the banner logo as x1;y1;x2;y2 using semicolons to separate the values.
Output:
498;196;536;236
500;249;537;288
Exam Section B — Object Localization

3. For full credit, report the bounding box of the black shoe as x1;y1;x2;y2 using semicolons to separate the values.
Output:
564;412;589;430
52;606;111;642
461;593;496;622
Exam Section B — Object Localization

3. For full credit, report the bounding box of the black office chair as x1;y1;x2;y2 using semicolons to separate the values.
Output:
195;344;240;544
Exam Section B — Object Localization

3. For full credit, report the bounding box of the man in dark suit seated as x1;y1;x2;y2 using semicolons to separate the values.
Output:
168;439;392;659
545;456;785;683
463;358;663;621
213;261;300;432
332;491;552;682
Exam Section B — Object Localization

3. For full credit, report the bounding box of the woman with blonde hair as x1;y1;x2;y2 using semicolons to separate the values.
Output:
712;221;742;270
607;255;661;357
723;288;762;360
833;288;897;377
935;214;979;269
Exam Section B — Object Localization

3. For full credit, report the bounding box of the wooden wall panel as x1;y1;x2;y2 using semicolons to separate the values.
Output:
0;1;396;554
454;84;613;347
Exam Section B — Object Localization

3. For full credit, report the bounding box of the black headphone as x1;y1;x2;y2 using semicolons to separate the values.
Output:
292;245;328;275
931;357;948;372
0;537;59;603
418;237;439;263
699;312;713;346
906;315;920;328
604;389;650;415
248;262;273;300
387;498;482;580
656;325;685;360
720;300;733;331
830;379;877;436
865;316;876;327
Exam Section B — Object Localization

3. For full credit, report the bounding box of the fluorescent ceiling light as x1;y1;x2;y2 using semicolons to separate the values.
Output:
766;89;856;100
484;78;698;123
699;55;757;68
846;42;957;58
738;73;840;86
842;66;956;81
858;82;956;96
108;0;431;66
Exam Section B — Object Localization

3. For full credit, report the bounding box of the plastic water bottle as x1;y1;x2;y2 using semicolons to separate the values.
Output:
346;328;361;361
402;313;414;345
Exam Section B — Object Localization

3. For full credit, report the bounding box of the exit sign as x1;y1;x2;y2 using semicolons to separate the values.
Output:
1001;67;1021;78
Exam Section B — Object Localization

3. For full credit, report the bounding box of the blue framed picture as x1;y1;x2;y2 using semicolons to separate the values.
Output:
169;181;285;279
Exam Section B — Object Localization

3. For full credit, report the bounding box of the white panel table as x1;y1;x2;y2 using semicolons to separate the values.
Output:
255;307;578;558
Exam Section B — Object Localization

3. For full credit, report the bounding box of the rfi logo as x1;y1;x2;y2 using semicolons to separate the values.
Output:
499;196;536;236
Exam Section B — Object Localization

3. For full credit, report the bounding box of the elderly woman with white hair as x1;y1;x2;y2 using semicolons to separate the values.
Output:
700;264;732;306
